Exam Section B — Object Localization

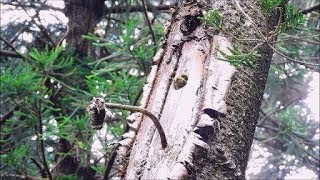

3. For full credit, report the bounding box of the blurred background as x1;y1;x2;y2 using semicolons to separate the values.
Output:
0;0;319;179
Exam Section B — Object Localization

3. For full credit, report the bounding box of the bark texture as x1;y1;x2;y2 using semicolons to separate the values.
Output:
106;0;277;179
64;0;105;56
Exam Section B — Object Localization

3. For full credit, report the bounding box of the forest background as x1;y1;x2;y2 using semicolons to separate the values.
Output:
0;0;319;179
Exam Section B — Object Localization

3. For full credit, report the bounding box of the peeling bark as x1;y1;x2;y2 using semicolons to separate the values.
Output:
106;0;278;179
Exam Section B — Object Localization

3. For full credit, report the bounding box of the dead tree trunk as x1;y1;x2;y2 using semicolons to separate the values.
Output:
106;0;280;179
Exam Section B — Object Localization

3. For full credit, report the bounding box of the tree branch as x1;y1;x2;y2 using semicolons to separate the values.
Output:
105;4;173;13
0;36;22;54
105;103;167;148
141;0;157;56
0;105;17;126
87;98;167;148
258;93;307;126
30;158;46;177
1;1;63;12
36;101;52;180
302;4;320;14
233;0;267;42
0;50;22;58
269;45;320;67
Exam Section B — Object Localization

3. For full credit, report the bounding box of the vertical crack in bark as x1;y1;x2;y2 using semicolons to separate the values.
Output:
109;0;274;179
169;35;237;179
123;2;207;178
107;3;189;179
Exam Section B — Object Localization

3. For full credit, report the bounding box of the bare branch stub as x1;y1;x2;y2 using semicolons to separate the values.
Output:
104;103;168;149
86;98;167;148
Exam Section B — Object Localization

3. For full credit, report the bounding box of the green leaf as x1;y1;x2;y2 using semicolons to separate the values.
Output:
218;48;261;68
29;45;64;68
260;0;283;13
0;63;39;95
281;5;306;33
56;175;77;180
1;144;28;166
278;107;306;135
198;9;222;30
91;165;105;174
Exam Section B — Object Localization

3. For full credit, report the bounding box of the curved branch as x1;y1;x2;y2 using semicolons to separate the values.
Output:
105;103;167;148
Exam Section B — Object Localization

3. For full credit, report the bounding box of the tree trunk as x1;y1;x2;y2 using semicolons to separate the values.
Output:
52;0;105;177
106;0;279;179
64;0;105;56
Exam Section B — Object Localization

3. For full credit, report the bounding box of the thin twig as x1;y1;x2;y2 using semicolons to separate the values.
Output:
0;36;26;59
30;158;46;177
257;116;318;146
233;0;319;69
270;45;320;67
36;101;53;180
105;103;167;148
132;85;144;106
287;134;320;161
0;50;22;58
16;1;55;46
141;0;157;56
274;35;320;45
50;146;75;173
258;93;307;126
256;123;320;161
9;22;32;44
1;1;63;12
0;105;17;126
301;4;320;14
233;0;268;42
105;4;174;13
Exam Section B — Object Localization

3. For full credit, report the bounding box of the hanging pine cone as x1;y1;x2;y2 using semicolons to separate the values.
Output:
87;97;106;130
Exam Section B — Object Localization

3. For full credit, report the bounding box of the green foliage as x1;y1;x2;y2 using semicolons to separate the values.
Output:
0;144;28;166
91;165;105;174
260;0;284;13
86;70;144;104
1;0;318;179
260;0;306;36
29;45;75;76
280;5;306;33
0;45;89;176
56;175;77;180
109;121;125;137
198;9;222;31
0;35;149;176
278;107;306;136
83;17;160;73
218;48;261;68
0;63;39;95
29;45;64;68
